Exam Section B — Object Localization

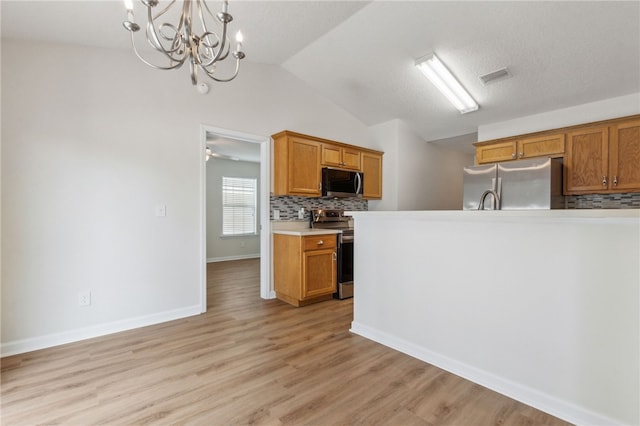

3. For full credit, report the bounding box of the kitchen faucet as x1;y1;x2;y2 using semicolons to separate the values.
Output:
478;189;501;210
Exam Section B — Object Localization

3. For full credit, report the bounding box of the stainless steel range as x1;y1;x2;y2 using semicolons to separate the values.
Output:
310;209;354;299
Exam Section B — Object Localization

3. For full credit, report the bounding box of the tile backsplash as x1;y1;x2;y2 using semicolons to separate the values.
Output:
270;196;368;221
565;192;640;209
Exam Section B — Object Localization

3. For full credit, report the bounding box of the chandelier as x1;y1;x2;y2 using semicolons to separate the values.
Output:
122;0;245;85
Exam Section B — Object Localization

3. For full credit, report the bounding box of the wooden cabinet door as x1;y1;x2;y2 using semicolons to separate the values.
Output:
476;141;516;164
321;144;342;167
609;119;640;192
564;126;609;194
341;147;361;170
517;134;565;159
361;152;382;199
288;137;321;196
321;144;361;170
302;248;336;299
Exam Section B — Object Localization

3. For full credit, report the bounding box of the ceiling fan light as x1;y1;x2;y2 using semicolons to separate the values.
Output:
415;53;479;114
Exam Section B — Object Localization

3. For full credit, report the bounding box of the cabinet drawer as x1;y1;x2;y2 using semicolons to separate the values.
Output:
304;235;336;251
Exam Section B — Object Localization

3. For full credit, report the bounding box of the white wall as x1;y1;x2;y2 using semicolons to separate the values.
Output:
206;158;260;261
367;120;400;211
0;39;371;355
478;93;640;141
367;119;473;211
350;210;640;426
397;122;473;210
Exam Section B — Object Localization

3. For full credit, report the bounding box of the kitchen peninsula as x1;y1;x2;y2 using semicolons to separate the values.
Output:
348;209;639;426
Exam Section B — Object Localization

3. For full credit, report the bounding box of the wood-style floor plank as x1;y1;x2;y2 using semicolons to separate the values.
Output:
1;259;572;425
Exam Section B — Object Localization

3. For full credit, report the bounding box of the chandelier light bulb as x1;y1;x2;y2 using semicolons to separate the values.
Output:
235;31;243;52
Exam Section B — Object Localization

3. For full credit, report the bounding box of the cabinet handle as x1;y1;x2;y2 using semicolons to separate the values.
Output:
613;176;618;186
511;153;516;159
519;152;524;158
602;176;607;187
333;252;337;260
317;240;324;245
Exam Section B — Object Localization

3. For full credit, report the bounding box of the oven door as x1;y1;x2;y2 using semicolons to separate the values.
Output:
336;233;354;299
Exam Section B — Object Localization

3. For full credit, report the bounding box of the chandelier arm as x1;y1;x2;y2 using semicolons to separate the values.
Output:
199;56;240;82
145;2;189;60
129;31;187;70
196;1;221;52
207;23;229;64
197;36;230;68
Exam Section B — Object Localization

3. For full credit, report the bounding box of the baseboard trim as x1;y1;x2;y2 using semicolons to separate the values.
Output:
349;321;623;426
207;254;260;263
1;305;202;357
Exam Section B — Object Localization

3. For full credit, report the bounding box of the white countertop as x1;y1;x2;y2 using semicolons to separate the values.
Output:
347;209;640;224
272;228;342;236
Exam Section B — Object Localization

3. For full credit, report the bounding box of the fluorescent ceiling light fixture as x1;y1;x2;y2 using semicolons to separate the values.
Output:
415;53;479;114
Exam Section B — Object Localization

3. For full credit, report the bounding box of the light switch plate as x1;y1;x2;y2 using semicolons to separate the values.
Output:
156;204;166;217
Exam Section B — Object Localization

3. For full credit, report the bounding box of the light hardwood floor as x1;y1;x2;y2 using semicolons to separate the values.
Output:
1;259;571;425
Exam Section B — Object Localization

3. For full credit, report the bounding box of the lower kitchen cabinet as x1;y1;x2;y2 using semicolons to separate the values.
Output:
273;233;337;307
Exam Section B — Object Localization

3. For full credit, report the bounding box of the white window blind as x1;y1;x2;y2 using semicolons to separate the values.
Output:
222;176;257;236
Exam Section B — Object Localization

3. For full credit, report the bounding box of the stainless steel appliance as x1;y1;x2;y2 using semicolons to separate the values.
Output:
463;157;565;210
322;168;363;198
310;209;354;299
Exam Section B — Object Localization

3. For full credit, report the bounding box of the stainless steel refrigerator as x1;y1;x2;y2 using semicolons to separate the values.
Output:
463;157;565;210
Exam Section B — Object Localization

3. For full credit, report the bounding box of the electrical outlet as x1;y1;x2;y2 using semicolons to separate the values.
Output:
78;291;91;307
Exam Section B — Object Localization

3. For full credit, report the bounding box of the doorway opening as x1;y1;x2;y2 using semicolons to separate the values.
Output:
200;125;272;313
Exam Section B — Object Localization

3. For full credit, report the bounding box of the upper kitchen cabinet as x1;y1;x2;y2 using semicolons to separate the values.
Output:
609;119;640;192
475;134;565;164
361;152;383;199
517;133;565;160
475;140;517;164
474;115;639;195
321;144;361;170
564;117;640;194
272;131;322;197
272;130;384;199
564;126;609;193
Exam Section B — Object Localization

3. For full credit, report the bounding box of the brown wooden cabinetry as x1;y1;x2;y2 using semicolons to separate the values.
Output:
517;133;565;160
565;119;640;194
609;119;640;192
272;130;383;199
476;141;517;164
361;152;383;199
475;134;565;164
474;115;639;195
272;132;321;197
321;144;361;170
274;233;337;307
564;126;609;193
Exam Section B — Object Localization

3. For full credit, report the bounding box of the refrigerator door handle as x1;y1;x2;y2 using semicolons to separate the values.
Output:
496;177;502;198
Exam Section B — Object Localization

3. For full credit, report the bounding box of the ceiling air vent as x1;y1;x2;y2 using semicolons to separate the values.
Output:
479;67;511;85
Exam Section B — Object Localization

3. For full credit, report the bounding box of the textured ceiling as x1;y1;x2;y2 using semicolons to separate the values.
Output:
2;1;640;147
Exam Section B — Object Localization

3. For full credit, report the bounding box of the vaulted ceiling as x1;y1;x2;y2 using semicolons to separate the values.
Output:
2;1;639;145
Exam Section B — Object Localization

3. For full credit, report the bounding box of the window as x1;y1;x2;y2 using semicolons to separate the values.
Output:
222;176;257;236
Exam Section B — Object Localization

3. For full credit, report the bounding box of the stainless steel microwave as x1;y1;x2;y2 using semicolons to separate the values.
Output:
322;168;363;198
